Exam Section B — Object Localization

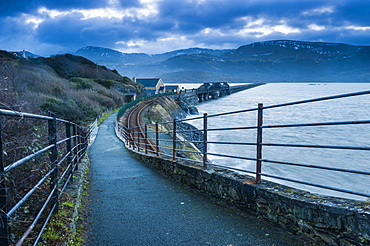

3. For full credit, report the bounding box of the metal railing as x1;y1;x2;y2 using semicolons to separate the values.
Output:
116;90;370;200
116;92;176;120
0;109;97;245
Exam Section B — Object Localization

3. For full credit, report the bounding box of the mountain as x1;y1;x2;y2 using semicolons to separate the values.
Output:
75;46;231;65
74;40;370;82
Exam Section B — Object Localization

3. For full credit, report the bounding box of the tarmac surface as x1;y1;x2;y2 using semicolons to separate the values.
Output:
87;113;305;246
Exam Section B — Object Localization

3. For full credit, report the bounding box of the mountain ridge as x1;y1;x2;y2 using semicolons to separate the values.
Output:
32;40;370;82
73;40;370;82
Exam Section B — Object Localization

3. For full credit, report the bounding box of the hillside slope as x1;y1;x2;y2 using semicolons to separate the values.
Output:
0;51;144;123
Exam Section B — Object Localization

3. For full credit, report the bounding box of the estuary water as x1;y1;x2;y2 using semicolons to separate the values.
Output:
182;83;370;200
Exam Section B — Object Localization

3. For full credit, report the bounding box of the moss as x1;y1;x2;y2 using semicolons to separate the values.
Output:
38;205;73;245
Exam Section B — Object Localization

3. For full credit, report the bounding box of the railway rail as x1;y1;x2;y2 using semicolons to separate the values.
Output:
121;100;157;154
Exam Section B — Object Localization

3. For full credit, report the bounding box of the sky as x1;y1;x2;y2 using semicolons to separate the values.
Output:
0;0;370;56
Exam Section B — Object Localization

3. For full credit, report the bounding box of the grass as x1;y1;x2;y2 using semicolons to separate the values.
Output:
97;108;120;125
38;156;91;245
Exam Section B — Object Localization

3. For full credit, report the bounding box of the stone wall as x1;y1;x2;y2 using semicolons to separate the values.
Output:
128;149;370;246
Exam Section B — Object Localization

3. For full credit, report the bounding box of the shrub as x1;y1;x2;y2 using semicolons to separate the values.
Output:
40;97;84;122
94;79;113;89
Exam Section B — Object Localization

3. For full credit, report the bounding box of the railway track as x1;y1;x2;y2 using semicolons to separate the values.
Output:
122;100;157;154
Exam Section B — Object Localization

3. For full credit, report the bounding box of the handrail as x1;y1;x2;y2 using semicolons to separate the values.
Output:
0;109;98;245
116;89;370;200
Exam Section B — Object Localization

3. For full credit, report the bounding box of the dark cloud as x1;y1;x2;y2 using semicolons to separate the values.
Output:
0;0;139;16
0;0;369;55
335;1;370;26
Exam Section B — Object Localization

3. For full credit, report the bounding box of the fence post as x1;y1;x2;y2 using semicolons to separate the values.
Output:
155;123;159;156
129;128;133;149
0;117;9;246
136;127;140;151
76;127;82;171
82;129;88;154
48;113;59;213
144;124;148;154
72;124;77;165
256;103;263;184
203;113;208;168
66;122;72;179
172;119;177;161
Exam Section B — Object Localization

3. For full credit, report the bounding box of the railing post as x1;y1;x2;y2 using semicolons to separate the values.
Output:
0;117;9;246
172;119;177;161
256;103;263;184
66;122;72;180
129;127;133;149
144;124;148;154
136;127;140;151
82;129;88;154
72;124;77;165
48;113;59;213
203;113;208;168
76;127;82;170
155;122;159;156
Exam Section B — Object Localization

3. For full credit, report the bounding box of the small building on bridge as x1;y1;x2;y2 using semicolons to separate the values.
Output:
164;85;180;94
134;78;164;95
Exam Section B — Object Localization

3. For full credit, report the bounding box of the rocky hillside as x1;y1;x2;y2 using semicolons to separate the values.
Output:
74;40;370;82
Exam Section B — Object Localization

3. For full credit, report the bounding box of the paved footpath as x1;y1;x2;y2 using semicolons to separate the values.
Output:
87;113;304;246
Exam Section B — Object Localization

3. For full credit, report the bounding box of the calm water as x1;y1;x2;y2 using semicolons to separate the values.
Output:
183;83;370;200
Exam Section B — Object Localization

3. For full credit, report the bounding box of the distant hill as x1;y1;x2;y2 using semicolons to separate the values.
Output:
74;40;370;82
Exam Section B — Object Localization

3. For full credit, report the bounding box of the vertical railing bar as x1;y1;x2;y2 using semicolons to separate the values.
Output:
132;128;136;150
72;125;77;165
76;127;83;170
155;123;159;156
203;113;208;168
172;119;177;161
256;103;263;184
66;122;72;181
137;127;140;151
48;112;59;213
128;127;131;148
0;117;9;246
145;124;148;154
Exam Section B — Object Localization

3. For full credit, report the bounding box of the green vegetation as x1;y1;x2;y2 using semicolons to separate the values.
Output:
98;109;119;125
0;51;143;124
94;78;114;89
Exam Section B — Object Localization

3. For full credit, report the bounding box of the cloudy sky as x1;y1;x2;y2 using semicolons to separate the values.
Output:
0;0;369;56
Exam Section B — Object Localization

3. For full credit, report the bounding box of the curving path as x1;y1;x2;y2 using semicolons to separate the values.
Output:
87;113;304;246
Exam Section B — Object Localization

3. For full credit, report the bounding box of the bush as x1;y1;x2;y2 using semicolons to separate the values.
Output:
40;97;84;122
94;79;113;89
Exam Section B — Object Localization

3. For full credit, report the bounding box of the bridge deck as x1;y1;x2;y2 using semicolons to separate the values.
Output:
87;113;303;245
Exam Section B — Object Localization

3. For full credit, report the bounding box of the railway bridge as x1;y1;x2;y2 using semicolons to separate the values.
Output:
196;82;230;102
